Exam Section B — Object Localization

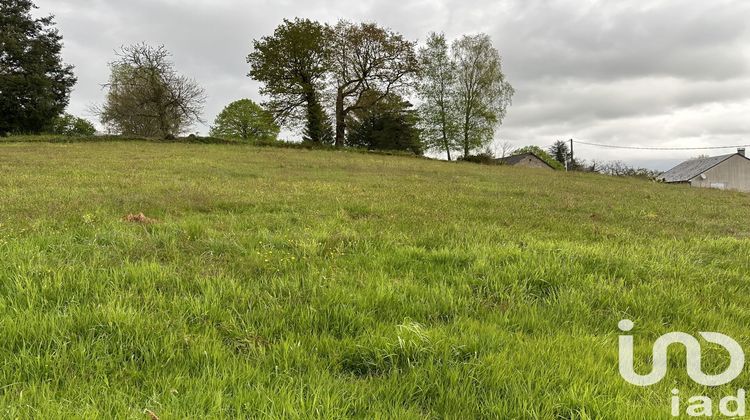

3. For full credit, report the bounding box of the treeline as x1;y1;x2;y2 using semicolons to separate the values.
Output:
1;2;515;157
467;140;661;179
247;19;514;157
0;0;663;179
546;140;661;179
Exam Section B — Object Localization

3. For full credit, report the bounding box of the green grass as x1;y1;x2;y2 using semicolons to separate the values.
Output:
0;134;240;144
1;139;750;418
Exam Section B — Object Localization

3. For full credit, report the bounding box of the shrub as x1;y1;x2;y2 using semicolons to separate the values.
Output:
51;114;96;136
459;152;497;165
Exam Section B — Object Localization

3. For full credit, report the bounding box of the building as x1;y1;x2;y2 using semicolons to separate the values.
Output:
659;148;750;192
498;153;555;170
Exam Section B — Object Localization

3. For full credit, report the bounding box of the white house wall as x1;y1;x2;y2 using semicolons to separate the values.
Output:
689;154;750;192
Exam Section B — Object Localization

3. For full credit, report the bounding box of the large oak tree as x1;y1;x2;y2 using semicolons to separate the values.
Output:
330;21;418;147
248;18;333;143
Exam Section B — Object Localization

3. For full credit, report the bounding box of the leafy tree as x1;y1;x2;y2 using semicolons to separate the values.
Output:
210;99;279;142
51;113;96;136
347;91;422;154
548;140;585;170
417;32;459;161
512;146;564;170
330;21;419;147
248;18;333;143
98;44;205;138
0;0;76;134
303;99;333;144
453;34;514;157
548;140;570;166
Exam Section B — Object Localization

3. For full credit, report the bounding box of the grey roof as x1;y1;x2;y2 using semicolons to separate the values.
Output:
499;153;555;169
659;154;735;183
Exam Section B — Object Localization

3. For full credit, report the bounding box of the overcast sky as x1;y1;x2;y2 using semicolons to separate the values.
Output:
35;0;750;169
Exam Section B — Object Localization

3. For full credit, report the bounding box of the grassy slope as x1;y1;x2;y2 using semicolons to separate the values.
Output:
1;141;749;418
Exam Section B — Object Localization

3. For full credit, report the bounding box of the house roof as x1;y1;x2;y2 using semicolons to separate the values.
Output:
659;153;737;183
499;153;555;169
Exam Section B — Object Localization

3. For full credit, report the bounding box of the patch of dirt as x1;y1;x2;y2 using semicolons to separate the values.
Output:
144;409;160;420
123;213;158;224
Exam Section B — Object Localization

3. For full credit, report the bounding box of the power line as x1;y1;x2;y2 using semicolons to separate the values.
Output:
573;140;750;151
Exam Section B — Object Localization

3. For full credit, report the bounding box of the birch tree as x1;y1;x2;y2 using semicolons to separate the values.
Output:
417;32;459;160
453;34;514;157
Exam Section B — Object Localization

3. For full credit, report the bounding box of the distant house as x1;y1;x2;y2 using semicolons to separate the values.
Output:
659;148;750;192
498;153;555;170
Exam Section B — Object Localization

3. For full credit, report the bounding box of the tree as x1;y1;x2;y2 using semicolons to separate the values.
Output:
248;18;333;143
598;161;661;179
0;0;76;134
453;34;514;157
548;140;570;166
98;44;205;138
417;32;459;161
346;91;422;154
51;113;96;136
548;140;585;170
512;146;564;170
330;21;419;147
210;99;279;142
498;141;514;159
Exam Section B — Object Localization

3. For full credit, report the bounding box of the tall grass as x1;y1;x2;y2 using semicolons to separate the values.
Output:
1;141;749;418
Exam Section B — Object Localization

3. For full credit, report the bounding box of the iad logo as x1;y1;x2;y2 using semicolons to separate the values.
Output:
618;319;744;387
618;320;746;417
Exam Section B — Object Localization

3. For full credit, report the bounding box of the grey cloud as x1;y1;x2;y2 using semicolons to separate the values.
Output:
495;0;750;82
509;77;750;128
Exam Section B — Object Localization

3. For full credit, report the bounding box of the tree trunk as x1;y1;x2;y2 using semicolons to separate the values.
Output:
442;131;451;161
158;110;170;139
303;88;319;143
335;88;345;147
463;128;470;158
441;113;451;161
463;110;471;157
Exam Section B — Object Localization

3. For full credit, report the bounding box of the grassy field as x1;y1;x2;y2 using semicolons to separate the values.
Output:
1;139;750;418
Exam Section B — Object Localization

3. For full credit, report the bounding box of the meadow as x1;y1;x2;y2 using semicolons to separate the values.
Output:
1;139;750;418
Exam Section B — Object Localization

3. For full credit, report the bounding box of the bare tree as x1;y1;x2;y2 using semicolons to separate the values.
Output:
598;161;660;179
330;21;419;147
498;141;513;159
97;44;205;138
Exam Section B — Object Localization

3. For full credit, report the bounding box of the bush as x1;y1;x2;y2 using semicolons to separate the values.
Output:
51;114;97;136
597;161;661;180
459;152;497;165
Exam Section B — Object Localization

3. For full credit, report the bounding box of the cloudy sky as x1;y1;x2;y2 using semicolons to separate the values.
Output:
35;0;750;169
